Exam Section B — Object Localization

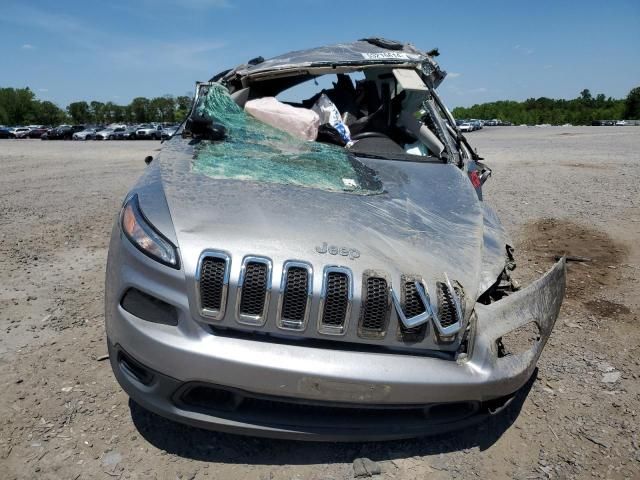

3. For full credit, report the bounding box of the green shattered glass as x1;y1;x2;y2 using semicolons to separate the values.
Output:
192;83;382;195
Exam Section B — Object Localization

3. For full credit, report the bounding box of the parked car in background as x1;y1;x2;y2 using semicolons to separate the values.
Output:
459;122;474;132
0;127;16;139
73;127;101;140
615;120;628;126
135;124;162;139
95;127;126;140
14;127;32;138
27;126;49;138
114;126;139;140
160;126;178;140
42;125;84;140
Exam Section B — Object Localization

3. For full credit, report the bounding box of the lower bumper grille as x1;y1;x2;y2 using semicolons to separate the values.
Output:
176;384;481;431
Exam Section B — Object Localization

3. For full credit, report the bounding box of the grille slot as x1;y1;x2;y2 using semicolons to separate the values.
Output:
239;263;268;315
198;252;230;320
398;279;427;342
318;268;352;335
278;263;312;330
437;282;458;328
359;276;390;338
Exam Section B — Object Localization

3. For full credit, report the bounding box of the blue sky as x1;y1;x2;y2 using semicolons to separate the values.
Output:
2;0;639;109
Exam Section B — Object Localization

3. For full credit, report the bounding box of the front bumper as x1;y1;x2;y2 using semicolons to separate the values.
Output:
105;229;566;440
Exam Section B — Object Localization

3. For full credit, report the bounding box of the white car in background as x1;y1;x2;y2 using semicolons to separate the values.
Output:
459;122;474;132
135;124;162;139
73;127;101;140
13;127;32;138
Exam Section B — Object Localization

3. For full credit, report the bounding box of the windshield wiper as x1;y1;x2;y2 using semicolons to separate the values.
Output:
353;151;444;164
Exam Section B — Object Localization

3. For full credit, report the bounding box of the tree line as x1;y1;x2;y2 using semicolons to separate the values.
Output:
3;85;640;127
0;87;193;126
452;87;640;125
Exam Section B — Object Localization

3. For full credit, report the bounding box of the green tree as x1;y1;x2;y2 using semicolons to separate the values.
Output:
130;97;151;123
35;101;66;125
175;95;192;122
67;101;91;123
149;96;176;123
0;87;38;124
90;101;106;124
623;86;640;120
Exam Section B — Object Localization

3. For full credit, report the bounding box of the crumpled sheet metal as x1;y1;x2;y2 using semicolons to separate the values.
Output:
478;203;512;295
222;40;446;89
192;83;382;195
469;258;566;397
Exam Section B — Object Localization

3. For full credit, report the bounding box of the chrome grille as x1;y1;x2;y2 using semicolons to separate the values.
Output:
318;267;352;335
277;262;312;331
359;276;390;337
197;251;230;321
398;279;427;341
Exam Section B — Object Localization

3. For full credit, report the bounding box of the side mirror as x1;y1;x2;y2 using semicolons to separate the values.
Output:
144;156;153;165
480;168;492;185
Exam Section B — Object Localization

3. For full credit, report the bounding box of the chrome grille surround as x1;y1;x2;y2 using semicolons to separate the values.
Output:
195;250;231;322
317;266;353;336
395;275;429;342
431;272;464;336
235;256;272;326
276;260;313;331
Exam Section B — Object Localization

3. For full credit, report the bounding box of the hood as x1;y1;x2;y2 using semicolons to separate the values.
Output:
156;140;485;302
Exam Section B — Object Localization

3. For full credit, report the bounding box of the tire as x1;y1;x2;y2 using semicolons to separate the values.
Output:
109;135;114;140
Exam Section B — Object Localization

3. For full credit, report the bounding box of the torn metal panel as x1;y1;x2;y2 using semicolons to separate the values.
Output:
218;39;446;90
470;258;566;396
478;203;512;295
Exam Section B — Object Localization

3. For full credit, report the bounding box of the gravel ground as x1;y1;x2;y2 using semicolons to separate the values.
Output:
1;128;639;479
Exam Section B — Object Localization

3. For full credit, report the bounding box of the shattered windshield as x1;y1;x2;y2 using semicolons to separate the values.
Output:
192;83;383;195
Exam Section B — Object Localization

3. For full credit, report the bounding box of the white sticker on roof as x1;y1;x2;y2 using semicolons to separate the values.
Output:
362;52;410;60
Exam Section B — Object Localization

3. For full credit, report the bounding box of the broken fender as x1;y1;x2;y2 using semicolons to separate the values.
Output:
469;258;567;396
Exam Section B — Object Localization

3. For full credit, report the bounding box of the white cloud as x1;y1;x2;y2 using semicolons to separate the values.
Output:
21;43;35;49
447;72;461;78
543;64;553;70
513;44;534;55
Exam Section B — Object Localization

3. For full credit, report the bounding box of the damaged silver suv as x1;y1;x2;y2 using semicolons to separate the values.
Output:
105;38;566;441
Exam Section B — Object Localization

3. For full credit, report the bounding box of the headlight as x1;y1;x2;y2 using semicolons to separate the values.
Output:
120;194;179;268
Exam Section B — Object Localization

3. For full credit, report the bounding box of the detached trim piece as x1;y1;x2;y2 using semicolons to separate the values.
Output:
196;250;231;322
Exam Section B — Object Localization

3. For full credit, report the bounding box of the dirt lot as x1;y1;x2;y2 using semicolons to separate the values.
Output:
1;128;639;479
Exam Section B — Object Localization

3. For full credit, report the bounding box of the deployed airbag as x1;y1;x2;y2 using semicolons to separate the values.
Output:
244;97;320;141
